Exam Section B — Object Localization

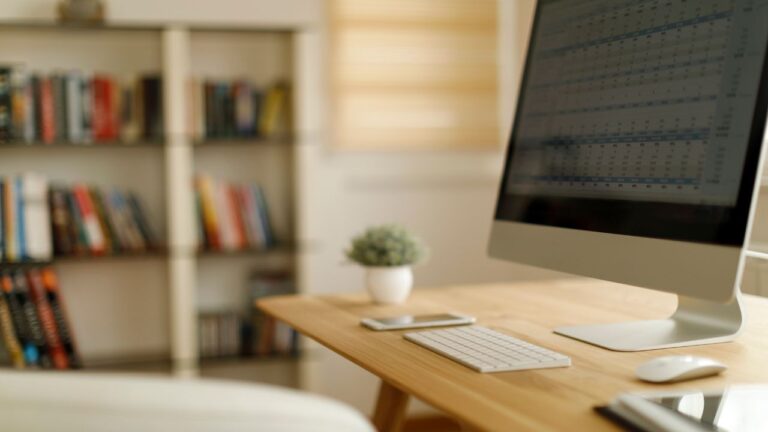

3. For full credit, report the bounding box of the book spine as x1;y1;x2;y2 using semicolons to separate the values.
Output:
10;69;27;142
235;186;257;248
66;72;83;143
141;76;163;140
126;193;155;249
3;178;16;261
0;67;11;143
241;184;265;248
65;189;87;255
80;74;93;143
197;176;221;250
26;268;68;369
92;76;107;142
15;177;26;260
39;76;56;144
252;185;274;247
0;274;24;368
72;184;105;254
0;178;4;262
227;185;247;249
1;271;35;367
22;173;52;261
23;73;35;143
90;188;118;254
12;270;49;368
216;181;237;250
50;186;73;256
52;74;68;143
41;268;81;368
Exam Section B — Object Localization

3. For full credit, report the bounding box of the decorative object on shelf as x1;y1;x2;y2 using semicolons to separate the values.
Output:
57;0;105;24
346;224;427;304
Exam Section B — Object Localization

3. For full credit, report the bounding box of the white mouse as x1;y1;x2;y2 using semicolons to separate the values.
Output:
635;355;726;383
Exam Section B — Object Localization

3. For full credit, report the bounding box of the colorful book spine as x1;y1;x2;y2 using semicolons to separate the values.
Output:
26;268;68;369
72;184;105;254
0;67;11;143
3;271;38;367
13;270;50;368
4;179;17;261
39;76;56;144
66;72;84;143
0;272;24;368
41;268;80;368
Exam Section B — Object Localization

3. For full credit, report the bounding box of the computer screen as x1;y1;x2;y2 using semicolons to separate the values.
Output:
496;0;768;245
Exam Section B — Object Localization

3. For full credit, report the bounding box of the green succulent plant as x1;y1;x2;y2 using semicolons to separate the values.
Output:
345;224;427;267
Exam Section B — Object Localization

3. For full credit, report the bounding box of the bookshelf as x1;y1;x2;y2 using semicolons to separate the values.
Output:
0;20;310;384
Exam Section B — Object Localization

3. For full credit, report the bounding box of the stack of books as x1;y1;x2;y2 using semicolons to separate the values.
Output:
0;173;53;263
0;266;81;369
188;79;289;141
197;272;298;360
246;271;298;357
50;184;158;257
0;66;163;145
194;175;275;252
198;311;242;359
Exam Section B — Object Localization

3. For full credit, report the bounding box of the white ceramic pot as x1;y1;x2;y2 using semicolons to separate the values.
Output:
365;266;413;304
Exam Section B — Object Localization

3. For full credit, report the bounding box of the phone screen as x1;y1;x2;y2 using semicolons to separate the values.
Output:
373;314;461;326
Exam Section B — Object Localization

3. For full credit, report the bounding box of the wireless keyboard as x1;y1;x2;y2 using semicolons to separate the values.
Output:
404;326;571;373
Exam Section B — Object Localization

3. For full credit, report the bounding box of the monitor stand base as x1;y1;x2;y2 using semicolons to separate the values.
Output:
554;292;744;351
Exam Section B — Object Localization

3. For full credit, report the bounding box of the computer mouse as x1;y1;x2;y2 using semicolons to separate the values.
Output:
635;356;726;383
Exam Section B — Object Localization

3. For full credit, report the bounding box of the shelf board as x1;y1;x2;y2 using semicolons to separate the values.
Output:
0;20;299;34
197;244;296;257
193;136;293;147
54;249;168;263
0;140;164;149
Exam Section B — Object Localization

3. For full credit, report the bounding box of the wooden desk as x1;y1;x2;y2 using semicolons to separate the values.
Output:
258;279;768;432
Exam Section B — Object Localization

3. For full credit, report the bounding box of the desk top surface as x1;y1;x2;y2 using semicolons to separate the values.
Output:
258;279;768;431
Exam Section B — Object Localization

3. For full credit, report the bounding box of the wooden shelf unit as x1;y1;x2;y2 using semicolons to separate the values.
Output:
0;21;311;385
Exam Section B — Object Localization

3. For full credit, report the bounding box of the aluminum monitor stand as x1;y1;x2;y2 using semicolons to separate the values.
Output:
554;292;745;351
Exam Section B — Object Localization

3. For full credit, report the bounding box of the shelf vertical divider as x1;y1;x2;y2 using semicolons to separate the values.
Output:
162;27;198;376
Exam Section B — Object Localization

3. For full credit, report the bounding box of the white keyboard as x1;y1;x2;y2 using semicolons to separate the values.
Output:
404;326;571;373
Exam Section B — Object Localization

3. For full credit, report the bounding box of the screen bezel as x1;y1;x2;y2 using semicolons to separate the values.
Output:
494;0;768;246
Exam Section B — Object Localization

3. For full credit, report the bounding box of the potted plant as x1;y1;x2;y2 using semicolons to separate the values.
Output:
345;224;427;304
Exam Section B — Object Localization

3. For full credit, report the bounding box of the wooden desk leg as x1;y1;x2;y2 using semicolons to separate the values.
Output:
372;380;410;432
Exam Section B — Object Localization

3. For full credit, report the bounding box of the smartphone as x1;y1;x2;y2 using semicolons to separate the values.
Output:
360;313;475;331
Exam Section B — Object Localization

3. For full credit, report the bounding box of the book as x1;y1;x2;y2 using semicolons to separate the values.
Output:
0;67;12;144
11;270;47;367
39;76;56;144
0;179;4;261
141;76;163;140
10;70;27;142
66;72;84;143
3;179;16;261
41;267;80;368
0;271;36;367
259;83;288;137
0;271;24;368
21;173;52;261
92;75;113;142
52;74;68;143
26;268;68;369
72;184;106;254
15;177;26;260
50;186;74;255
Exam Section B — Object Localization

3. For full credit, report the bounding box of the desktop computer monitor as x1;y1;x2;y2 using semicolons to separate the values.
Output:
489;0;768;351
